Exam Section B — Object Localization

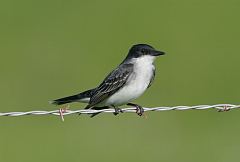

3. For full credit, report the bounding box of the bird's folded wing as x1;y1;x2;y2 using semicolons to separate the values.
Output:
85;63;134;109
147;67;155;88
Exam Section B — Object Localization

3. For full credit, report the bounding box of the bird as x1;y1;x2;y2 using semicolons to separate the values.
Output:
50;44;165;117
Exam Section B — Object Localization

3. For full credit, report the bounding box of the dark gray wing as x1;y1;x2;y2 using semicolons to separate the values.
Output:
85;63;134;109
147;67;155;88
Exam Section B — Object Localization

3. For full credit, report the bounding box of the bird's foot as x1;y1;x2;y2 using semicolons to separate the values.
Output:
113;107;123;116
127;103;144;116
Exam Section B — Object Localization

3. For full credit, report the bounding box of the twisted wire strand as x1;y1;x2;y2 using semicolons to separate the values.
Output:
0;104;239;117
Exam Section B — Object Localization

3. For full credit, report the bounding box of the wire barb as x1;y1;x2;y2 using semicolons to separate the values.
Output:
0;104;239;120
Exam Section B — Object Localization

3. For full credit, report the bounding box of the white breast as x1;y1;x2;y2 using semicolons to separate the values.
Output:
103;55;155;106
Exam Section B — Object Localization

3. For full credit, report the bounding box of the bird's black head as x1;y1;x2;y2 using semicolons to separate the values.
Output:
126;44;165;59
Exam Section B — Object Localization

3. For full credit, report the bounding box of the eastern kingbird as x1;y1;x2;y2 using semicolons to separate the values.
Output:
51;44;165;117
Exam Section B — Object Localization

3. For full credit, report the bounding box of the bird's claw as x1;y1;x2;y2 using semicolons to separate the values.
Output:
127;103;145;117
136;105;144;116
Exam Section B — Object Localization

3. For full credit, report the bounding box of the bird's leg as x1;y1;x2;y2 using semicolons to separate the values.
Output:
127;103;144;116
112;105;123;116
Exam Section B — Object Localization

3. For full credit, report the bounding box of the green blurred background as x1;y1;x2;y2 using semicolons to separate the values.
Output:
0;0;240;162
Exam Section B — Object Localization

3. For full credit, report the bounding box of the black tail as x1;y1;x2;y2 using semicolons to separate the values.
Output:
50;89;94;105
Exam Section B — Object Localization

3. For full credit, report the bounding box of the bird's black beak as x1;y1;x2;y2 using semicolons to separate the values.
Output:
151;50;165;56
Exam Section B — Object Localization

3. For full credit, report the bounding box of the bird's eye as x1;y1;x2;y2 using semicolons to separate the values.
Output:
141;49;147;54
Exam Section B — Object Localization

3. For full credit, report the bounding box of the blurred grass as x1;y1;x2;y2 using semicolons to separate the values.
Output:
0;0;240;162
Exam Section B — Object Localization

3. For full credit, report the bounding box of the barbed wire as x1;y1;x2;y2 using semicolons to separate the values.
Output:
0;104;239;121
